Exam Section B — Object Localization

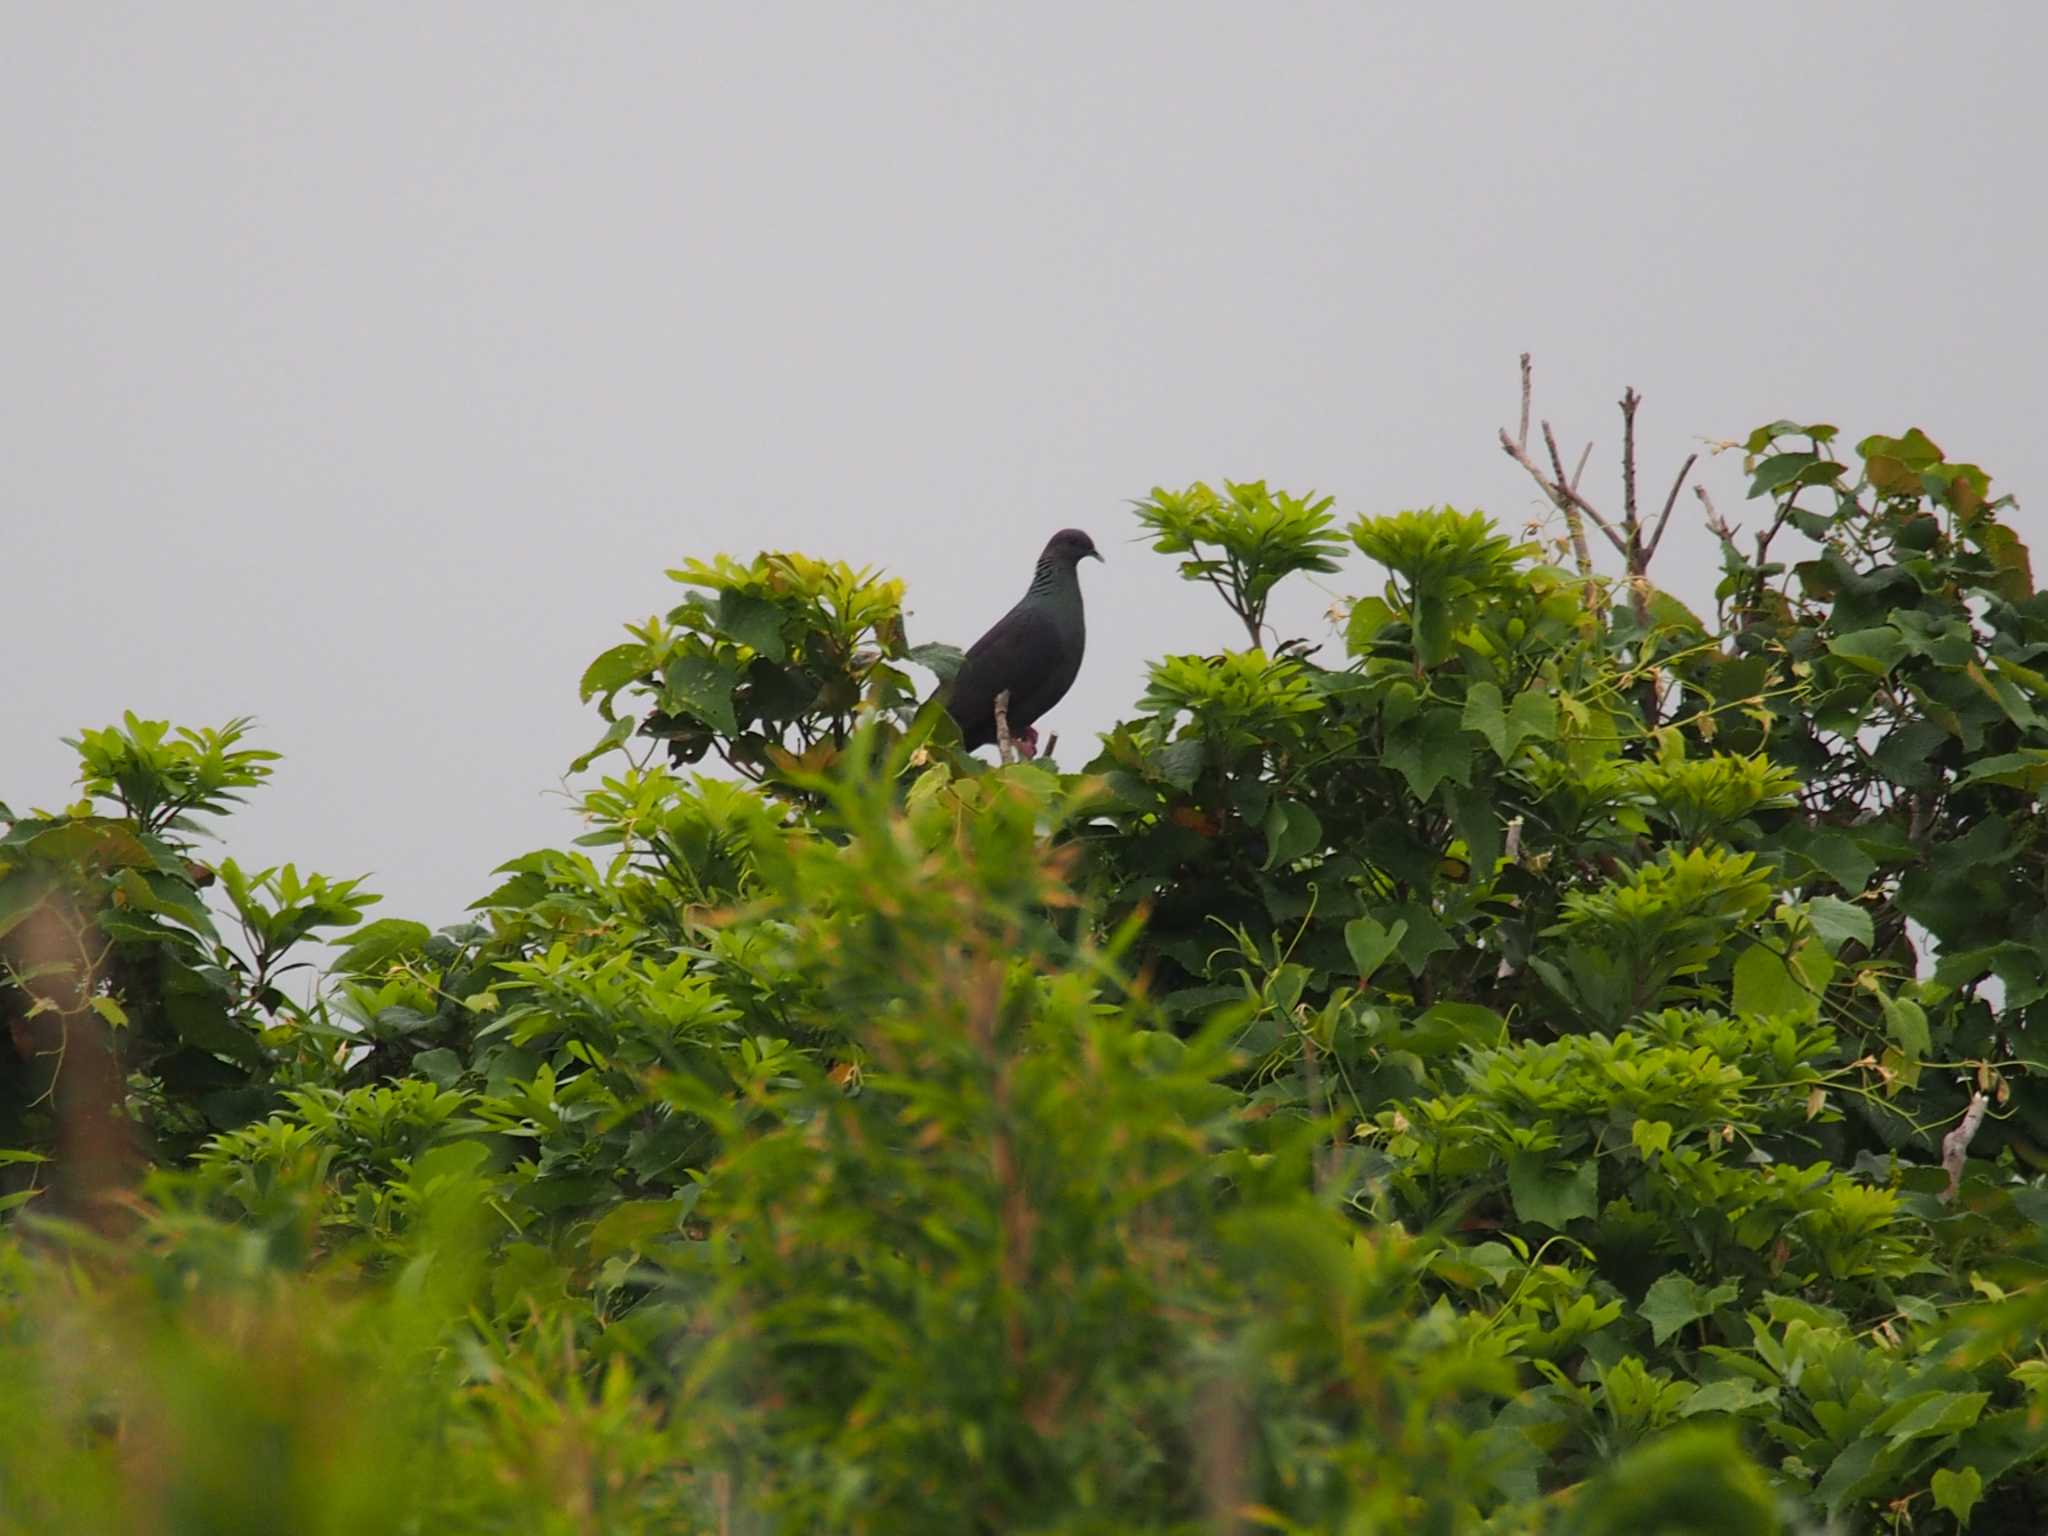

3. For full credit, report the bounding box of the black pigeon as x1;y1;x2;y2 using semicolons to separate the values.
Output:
946;528;1103;757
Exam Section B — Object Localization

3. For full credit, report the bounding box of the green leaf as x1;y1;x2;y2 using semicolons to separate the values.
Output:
412;1048;464;1089
570;716;636;773
1827;626;1908;675
332;918;433;975
1882;1390;1988;1450
716;591;788;660
1640;1273;1739;1345
1343;917;1407;983
1262;801;1322;870
1461;682;1509;758
1803;896;1873;954
1506;688;1559;754
1965;661;2042;730
1460;683;1553;762
1733;943;1807;1019
909;642;965;683
1507;1154;1598;1230
1677;1379;1776;1418
1959;749;2048;791
1882;994;1931;1058
1787;826;1877;893
1932;1465;1983;1527
1386;902;1455;971
1630;1119;1672;1158
663;655;742;737
1151;738;1205;791
1384;707;1474;801
1815;1436;1888;1515
1749;451;1820;497
587;1199;685;1261
578;642;648;705
1344;596;1396;655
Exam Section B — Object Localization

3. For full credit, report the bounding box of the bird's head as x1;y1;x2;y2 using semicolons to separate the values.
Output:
1042;528;1104;566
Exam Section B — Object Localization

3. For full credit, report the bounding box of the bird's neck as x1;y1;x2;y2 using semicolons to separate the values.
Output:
1027;559;1079;600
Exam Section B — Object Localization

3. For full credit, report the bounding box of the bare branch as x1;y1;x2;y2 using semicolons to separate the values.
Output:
994;689;1016;765
1694;483;1728;532
1941;1092;1988;1203
1646;452;1700;558
1516;351;1531;450
1543;422;1629;557
1695;483;1739;552
1619;387;1641;542
1500;426;1596;591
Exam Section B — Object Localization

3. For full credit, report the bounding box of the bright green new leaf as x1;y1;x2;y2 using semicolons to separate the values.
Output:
1932;1466;1983;1526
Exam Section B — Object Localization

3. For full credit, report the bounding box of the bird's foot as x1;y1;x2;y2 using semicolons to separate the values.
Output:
1015;727;1040;759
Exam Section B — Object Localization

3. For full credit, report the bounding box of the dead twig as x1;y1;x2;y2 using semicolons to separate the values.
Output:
1941;1092;1989;1203
1516;351;1531;453
1695;483;1739;553
1538;420;1629;558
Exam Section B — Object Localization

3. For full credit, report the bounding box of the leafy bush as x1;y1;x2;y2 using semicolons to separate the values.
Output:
4;405;2047;1533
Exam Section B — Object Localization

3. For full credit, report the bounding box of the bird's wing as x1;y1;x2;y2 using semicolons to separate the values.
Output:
947;603;1066;740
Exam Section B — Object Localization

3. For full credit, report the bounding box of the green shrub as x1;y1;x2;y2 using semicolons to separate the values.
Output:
5;410;2047;1532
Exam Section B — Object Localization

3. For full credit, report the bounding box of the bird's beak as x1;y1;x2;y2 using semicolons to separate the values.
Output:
1089;548;1105;563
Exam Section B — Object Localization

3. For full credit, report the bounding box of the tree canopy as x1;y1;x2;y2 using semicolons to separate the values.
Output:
4;395;2046;1533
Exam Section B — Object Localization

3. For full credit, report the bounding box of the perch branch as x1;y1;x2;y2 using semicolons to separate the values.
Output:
994;689;1016;765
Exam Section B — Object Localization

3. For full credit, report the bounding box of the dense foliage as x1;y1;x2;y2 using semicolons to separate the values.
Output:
4;415;2046;1533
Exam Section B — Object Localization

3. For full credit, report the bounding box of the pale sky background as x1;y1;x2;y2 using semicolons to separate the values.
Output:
5;6;2045;929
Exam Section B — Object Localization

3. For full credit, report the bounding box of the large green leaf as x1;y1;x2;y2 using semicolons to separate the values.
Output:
663;654;743;736
1507;1154;1598;1230
1384;707;1474;801
1640;1273;1740;1345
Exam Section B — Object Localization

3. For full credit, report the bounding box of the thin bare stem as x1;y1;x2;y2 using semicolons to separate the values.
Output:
1647;453;1700;558
1516;351;1532;449
1696;483;1739;551
1620;387;1641;539
1542;422;1629;557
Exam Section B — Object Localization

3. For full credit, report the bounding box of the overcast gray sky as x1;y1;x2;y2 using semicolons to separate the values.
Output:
6;5;2045;927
